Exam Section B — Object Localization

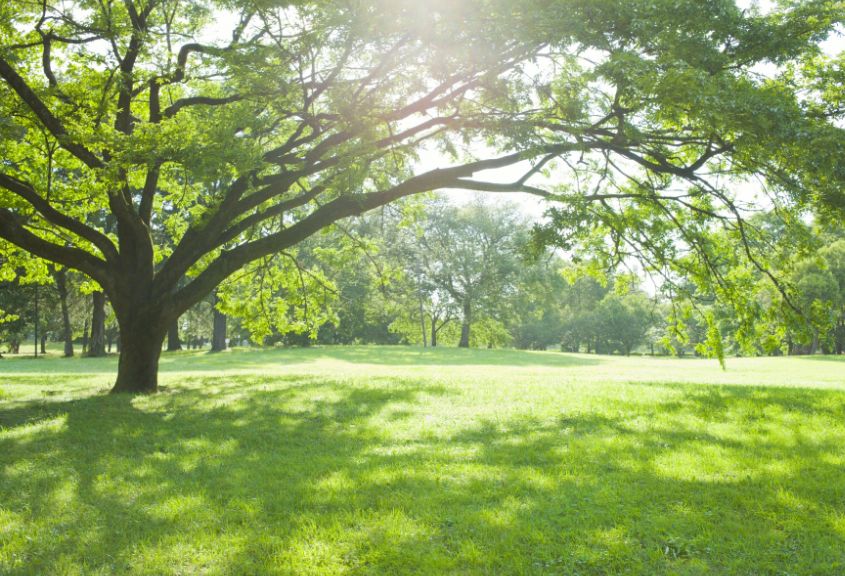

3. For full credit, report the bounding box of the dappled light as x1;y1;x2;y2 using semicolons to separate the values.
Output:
2;349;844;574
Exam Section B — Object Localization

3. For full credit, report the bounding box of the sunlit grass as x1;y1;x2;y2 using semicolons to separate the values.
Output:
1;346;844;574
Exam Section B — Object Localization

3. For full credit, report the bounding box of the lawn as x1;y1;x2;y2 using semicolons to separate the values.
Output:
1;346;844;575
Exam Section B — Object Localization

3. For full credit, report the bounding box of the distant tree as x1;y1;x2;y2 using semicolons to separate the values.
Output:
210;290;228;352
49;266;74;357
593;292;652;355
559;274;610;353
86;292;107;357
820;240;845;354
0;280;29;354
413;200;523;347
509;256;570;351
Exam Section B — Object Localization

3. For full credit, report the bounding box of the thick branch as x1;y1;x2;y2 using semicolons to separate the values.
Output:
169;146;580;316
0;57;103;168
214;185;325;248
0;209;110;287
0;173;119;262
162;95;243;118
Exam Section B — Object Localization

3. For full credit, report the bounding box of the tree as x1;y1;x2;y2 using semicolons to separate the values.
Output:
0;278;32;355
508;255;572;350
693;215;845;356
820;240;845;354
410;199;523;347
559;274;609;353
49;266;74;357
86;292;107;357
593;291;653;355
210;290;227;352
166;321;183;352
2;0;843;391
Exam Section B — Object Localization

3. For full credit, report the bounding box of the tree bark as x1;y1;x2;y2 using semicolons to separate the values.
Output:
418;294;427;348
111;314;166;394
458;300;471;348
211;291;227;352
52;268;74;357
458;298;472;348
167;319;182;351
87;291;106;357
81;318;89;354
431;316;438;348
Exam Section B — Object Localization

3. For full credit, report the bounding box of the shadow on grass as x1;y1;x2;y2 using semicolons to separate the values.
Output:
625;379;845;420
1;376;844;574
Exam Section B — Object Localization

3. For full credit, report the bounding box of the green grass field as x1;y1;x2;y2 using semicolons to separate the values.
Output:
1;346;844;575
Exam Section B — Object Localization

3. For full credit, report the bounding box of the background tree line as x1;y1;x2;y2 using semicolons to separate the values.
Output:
3;196;842;358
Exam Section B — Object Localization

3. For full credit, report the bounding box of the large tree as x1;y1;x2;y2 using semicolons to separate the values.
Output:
1;0;843;391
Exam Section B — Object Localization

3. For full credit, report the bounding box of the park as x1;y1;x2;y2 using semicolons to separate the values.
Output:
2;0;845;574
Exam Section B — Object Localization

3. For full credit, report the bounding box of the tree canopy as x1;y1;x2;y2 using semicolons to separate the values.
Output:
1;0;844;391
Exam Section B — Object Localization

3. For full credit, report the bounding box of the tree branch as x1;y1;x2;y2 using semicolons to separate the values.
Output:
168;145;581;315
0;209;110;286
0;173;119;262
0;57;103;169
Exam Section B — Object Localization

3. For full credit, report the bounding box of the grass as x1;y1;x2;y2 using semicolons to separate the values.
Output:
1;346;844;575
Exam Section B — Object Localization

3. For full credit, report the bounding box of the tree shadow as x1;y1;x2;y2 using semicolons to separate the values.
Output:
1;375;844;574
625;379;845;420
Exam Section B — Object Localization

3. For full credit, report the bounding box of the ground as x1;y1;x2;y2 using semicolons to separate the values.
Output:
1;346;844;575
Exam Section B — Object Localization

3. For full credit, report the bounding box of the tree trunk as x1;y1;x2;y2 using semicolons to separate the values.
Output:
211;291;227;352
167;319;182;351
87;291;106;357
418;294;427;348
111;315;166;394
81;318;89;354
458;301;471;348
40;333;47;355
52;268;74;357
33;284;39;358
431;316;438;348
